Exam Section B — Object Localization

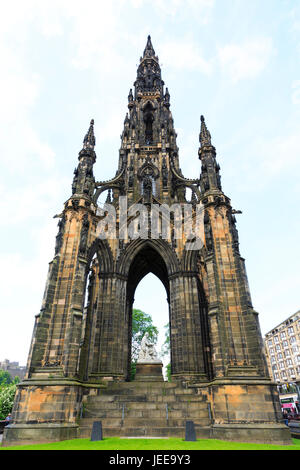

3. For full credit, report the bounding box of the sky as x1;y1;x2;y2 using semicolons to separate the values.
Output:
0;0;299;366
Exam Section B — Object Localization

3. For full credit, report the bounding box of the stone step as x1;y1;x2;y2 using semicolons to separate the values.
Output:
78;425;212;439
85;398;207;408
106;381;178;389
86;390;180;400
78;426;185;439
83;401;208;416
83;407;209;419
99;382;177;395
79;417;210;428
86;394;148;403
85;395;206;406
78;381;211;440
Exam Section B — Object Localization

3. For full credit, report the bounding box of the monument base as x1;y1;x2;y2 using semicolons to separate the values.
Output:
135;362;164;381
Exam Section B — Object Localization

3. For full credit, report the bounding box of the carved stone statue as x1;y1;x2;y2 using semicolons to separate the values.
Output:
143;175;153;202
137;332;161;363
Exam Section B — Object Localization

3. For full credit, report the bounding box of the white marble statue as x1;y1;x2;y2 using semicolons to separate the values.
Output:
137;332;161;363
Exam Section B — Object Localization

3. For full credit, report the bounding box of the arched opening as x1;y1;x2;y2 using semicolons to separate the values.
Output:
143;102;154;145
77;238;211;383
78;253;98;381
126;244;171;381
133;273;170;380
77;239;115;382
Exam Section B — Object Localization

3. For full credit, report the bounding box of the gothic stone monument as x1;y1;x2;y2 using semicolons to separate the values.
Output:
3;36;290;446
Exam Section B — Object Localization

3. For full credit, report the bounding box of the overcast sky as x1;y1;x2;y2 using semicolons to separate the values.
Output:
0;0;299;366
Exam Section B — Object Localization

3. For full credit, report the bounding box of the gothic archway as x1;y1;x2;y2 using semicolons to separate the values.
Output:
125;244;171;380
116;239;211;382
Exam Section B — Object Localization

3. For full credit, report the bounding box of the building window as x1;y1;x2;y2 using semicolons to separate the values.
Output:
284;349;291;358
277;352;283;360
283;340;288;348
276;344;281;351
288;326;294;335
279;361;285;369
271;356;276;364
268;339;273;346
281;331;286;340
286;359;293;366
290;336;296;344
274;336;279;343
269;347;274;355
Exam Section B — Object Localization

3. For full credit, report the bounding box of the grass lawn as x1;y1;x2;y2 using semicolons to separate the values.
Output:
1;437;300;451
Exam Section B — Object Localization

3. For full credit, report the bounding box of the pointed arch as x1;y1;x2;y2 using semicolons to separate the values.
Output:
86;238;114;274
116;238;180;279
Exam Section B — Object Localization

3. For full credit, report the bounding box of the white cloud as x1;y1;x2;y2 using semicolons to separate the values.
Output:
160;40;213;74
225;126;300;194
0;175;68;226
152;0;214;22
0;21;56;174
259;132;300;176
0;225;58;365
292;80;300;104
176;128;199;177
255;273;300;335
218;38;274;82
289;6;300;33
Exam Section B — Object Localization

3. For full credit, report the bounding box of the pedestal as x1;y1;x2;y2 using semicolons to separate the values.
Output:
135;361;164;381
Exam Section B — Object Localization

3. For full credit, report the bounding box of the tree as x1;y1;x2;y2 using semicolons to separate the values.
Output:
0;375;19;420
130;309;158;380
0;370;13;386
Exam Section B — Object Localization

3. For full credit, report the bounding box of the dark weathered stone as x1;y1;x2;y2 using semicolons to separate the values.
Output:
135;363;164;381
2;36;292;447
185;421;196;441
91;421;103;441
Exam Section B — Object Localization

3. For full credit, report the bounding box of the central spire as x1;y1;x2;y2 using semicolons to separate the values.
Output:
135;35;164;97
143;35;156;58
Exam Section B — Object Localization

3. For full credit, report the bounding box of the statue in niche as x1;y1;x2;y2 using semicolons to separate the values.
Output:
204;212;213;252
162;157;168;187
79;213;90;256
54;215;66;255
137;332;161;363
143;174;153;202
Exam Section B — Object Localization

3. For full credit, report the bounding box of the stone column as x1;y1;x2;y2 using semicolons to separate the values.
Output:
204;202;268;378
88;274;128;380
169;273;207;381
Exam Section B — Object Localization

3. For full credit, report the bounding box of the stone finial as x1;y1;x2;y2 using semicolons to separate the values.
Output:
83;119;96;150
143;35;156;58
199;115;212;147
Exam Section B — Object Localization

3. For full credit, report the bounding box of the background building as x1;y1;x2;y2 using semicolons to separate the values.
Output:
264;310;300;414
0;359;26;382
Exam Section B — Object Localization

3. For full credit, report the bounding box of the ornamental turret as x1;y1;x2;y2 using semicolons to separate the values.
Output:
198;115;222;193
71;119;96;199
